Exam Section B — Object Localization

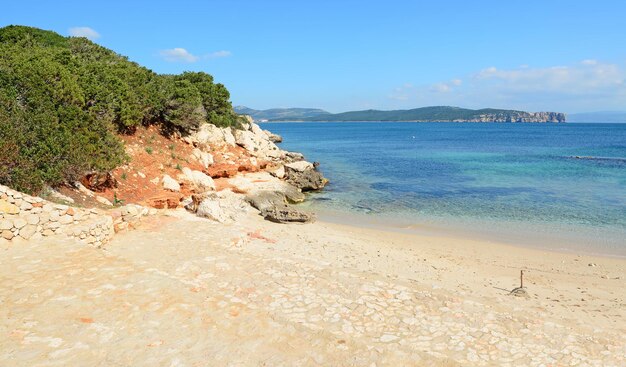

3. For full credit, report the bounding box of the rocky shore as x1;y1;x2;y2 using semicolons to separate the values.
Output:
0;116;327;246
1;118;624;366
178;117;328;224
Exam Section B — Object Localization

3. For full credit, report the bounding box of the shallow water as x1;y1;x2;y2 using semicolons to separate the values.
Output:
261;122;626;256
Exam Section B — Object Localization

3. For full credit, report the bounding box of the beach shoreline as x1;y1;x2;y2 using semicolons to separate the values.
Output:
2;207;624;365
313;208;626;259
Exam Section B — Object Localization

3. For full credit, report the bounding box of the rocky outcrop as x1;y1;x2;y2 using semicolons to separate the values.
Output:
226;172;305;203
176;116;327;224
184;123;236;148
186;190;253;223
451;111;566;123
246;190;314;224
264;130;283;143
234;127;284;160
284;163;328;191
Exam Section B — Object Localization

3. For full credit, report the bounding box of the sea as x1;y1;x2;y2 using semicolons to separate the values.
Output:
260;122;626;257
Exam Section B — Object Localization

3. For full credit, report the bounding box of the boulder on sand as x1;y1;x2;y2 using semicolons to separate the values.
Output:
246;191;287;212
246;190;314;224
284;164;328;192
260;205;315;224
195;194;228;223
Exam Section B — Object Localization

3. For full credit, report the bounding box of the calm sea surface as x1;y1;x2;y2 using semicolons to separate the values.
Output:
261;122;626;256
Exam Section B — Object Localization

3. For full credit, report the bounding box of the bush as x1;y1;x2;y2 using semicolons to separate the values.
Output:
0;25;242;193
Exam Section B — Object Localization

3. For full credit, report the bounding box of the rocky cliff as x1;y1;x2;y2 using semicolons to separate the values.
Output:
452;111;566;123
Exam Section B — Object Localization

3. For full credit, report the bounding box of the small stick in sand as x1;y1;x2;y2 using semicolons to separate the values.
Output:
510;270;529;297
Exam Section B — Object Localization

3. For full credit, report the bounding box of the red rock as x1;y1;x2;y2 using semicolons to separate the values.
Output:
144;194;181;209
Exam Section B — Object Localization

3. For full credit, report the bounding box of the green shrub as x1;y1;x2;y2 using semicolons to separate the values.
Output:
0;25;242;193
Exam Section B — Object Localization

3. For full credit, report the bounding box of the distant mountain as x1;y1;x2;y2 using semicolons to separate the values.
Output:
567;111;626;123
301;106;565;123
234;106;331;121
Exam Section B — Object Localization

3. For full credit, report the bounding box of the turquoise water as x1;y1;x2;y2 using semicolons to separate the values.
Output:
261;122;626;256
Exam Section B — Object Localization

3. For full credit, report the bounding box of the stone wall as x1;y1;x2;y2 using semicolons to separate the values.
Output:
0;184;154;248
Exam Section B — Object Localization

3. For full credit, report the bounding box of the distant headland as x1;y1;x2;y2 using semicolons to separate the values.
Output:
236;106;566;123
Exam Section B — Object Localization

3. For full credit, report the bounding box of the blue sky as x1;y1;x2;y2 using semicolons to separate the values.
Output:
2;0;625;113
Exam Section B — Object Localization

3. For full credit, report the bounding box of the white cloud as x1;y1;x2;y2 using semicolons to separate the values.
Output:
388;60;626;112
207;50;232;59
68;27;100;40
159;48;199;63
474;61;623;93
159;48;232;63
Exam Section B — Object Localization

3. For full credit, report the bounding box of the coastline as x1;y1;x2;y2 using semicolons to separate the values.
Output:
313;208;626;259
2;118;624;365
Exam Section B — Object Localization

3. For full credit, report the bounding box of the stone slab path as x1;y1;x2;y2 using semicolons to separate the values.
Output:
1;215;624;366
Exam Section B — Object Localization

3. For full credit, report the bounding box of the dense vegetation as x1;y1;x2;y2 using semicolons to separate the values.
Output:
0;25;242;193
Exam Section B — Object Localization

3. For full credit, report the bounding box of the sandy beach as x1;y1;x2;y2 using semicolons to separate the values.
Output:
2;208;624;366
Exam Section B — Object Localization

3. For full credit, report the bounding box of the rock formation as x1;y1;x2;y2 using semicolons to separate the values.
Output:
179;117;327;223
451;111;566;123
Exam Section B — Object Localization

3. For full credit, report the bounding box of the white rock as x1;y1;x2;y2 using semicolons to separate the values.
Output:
0;219;12;230
13;218;27;229
269;165;285;179
220;128;236;146
250;122;269;139
162;175;180;192
19;224;37;239
285;161;314;172
192;148;214;169
182;168;215;192
190;123;236;148
196;197;227;223
234;130;257;152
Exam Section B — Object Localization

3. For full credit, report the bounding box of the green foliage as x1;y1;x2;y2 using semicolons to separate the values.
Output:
0;25;241;193
113;192;124;206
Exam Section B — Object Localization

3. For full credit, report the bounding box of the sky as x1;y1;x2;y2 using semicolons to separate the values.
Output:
2;0;625;113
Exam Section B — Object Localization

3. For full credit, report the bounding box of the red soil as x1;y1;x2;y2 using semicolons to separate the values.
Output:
58;125;270;209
